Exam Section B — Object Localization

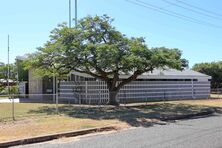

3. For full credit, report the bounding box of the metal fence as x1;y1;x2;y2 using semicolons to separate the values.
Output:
0;81;106;121
0;80;213;121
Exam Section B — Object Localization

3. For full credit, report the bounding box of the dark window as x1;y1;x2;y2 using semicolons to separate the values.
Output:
80;76;85;81
85;78;96;81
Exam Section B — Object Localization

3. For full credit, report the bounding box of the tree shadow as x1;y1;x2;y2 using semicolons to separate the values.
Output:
28;103;213;127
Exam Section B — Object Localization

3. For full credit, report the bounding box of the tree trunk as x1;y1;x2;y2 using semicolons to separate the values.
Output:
109;90;119;105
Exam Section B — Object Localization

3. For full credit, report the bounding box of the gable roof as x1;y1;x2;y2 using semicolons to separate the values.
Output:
70;68;211;80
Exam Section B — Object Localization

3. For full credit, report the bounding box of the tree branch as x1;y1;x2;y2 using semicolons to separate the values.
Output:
116;67;154;91
73;68;108;81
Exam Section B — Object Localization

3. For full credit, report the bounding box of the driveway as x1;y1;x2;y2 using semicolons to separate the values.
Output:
13;114;222;148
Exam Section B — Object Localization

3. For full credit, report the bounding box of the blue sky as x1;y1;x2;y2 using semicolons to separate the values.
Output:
0;0;222;67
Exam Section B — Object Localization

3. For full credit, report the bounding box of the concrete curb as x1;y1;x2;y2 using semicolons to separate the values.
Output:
213;107;222;114
160;109;215;121
0;126;117;148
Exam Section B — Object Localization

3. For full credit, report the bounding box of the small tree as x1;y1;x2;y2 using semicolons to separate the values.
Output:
15;59;28;81
0;62;16;80
26;15;186;105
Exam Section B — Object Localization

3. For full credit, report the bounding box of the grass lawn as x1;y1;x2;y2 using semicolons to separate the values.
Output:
0;96;8;99
0;103;56;120
170;99;222;107
0;102;213;142
0;103;122;142
211;94;222;99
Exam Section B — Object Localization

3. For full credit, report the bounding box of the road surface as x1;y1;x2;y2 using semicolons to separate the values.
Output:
14;114;222;148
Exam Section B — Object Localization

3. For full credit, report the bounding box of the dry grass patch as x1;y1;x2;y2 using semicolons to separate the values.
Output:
211;94;222;99
0;103;57;121
0;102;214;142
0;96;8;99
0;115;122;142
0;103;125;142
169;99;222;107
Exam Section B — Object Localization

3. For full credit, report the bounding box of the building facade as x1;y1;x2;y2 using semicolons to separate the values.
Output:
58;69;211;104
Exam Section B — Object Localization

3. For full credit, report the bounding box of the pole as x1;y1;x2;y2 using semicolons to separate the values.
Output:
75;0;77;27
56;77;59;114
7;35;10;97
53;76;56;103
69;0;71;28
8;35;15;120
17;59;19;85
16;59;19;102
192;79;194;99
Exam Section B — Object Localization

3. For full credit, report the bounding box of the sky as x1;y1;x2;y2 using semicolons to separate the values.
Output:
0;0;222;67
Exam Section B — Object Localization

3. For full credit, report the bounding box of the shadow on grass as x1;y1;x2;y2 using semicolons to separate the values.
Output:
28;103;212;127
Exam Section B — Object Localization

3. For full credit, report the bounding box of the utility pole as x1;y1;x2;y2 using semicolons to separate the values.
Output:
69;0;72;28
69;0;77;28
7;35;10;97
75;0;77;27
8;35;15;120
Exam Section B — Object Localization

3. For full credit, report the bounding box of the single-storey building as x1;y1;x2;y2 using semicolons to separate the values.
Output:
28;68;211;104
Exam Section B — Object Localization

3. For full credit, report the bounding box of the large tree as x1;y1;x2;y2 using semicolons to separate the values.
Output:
193;61;222;89
25;15;186;105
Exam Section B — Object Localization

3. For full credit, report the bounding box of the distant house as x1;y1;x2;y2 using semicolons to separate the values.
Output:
28;68;211;104
28;69;54;99
0;79;16;86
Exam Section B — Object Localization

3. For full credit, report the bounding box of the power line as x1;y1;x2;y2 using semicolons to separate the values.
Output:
125;0;201;24
176;0;222;18
125;0;222;29
162;0;222;20
136;0;222;29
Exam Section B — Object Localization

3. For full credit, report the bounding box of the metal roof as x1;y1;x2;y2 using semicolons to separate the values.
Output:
70;68;211;80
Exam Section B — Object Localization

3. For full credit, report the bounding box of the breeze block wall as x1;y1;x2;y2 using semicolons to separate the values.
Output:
59;79;210;104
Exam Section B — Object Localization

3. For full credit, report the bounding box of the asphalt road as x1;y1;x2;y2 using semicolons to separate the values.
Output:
14;114;222;148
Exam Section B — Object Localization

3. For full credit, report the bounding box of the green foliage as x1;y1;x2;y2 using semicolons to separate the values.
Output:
193;61;222;88
0;63;16;80
0;86;18;95
10;86;19;94
16;59;28;81
25;15;186;105
0;86;4;93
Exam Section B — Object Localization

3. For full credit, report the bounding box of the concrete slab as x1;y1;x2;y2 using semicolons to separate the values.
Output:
0;98;20;103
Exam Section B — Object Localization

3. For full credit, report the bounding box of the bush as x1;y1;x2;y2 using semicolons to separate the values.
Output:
0;86;5;94
0;86;19;95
